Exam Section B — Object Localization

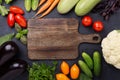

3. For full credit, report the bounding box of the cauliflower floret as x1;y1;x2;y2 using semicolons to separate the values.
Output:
101;30;120;69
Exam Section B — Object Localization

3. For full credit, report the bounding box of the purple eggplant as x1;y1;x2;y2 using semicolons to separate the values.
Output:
0;59;28;80
0;41;19;66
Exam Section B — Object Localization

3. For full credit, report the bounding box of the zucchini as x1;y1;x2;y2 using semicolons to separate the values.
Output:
75;0;101;16
57;0;79;14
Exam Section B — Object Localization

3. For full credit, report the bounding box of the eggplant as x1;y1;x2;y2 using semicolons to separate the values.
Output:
0;41;19;66
0;59;28;80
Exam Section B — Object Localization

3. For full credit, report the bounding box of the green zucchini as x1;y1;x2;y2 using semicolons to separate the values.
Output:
75;0;101;16
57;0;79;14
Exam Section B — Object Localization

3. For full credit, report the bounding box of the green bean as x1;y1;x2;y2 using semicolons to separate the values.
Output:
24;0;31;12
32;0;39;11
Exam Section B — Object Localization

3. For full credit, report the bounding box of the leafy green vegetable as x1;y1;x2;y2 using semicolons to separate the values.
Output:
0;5;9;16
28;62;58;80
5;0;12;4
0;33;14;45
20;35;27;44
15;23;22;32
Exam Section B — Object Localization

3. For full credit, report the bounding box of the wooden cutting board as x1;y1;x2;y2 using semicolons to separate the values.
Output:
27;18;101;60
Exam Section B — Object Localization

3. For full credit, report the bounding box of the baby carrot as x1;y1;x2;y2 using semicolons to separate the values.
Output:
38;0;46;6
33;0;54;18
39;0;60;18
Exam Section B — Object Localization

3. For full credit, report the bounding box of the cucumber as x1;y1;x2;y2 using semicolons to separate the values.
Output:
82;52;93;69
24;0;31;12
79;73;92;80
75;0;101;16
93;51;101;77
78;60;93;78
57;0;79;14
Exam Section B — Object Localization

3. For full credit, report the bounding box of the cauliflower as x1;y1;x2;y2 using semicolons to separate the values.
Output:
101;30;120;69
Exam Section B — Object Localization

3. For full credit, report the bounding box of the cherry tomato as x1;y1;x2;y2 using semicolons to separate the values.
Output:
15;14;27;28
10;6;24;15
7;13;15;28
93;21;104;32
82;16;92;27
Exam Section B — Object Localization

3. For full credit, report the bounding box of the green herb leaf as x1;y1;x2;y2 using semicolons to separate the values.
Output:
28;62;57;80
20;35;27;44
15;23;22;32
5;0;12;4
0;5;9;16
20;29;28;35
0;0;2;4
15;33;22;39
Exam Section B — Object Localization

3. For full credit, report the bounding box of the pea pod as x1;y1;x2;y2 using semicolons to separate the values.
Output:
32;0;39;11
75;0;101;16
24;0;31;12
78;60;93;78
93;51;101;77
82;52;93;69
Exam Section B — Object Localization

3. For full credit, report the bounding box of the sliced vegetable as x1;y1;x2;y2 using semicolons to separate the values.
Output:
82;52;93;69
57;0;79;14
93;21;103;32
33;0;54;18
28;62;57;80
32;0;39;11
60;61;69;75
56;73;70;80
15;14;27;28
0;41;19;66
39;0;60;18
0;5;9;16
79;73;92;80
5;0;13;4
7;13;15;28
0;33;14;46
38;0;46;6
75;0;101;16
82;16;92;27
93;51;101;77
78;60;93;78
70;64;80;79
24;0;31;12
10;6;24;14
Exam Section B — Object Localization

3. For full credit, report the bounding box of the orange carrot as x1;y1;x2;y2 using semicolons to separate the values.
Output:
33;0;54;18
38;0;46;6
39;0;60;18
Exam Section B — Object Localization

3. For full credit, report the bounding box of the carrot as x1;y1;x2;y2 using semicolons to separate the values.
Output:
38;0;60;18
33;0;54;18
38;0;46;6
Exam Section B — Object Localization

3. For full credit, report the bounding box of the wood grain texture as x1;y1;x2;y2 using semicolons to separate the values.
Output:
27;18;101;60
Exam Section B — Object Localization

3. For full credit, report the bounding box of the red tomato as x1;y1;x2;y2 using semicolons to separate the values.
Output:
82;16;92;27
7;13;15;28
10;6;24;15
93;21;104;32
15;14;27;28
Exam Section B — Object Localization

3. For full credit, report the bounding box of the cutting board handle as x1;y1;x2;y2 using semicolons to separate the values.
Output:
79;34;101;43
